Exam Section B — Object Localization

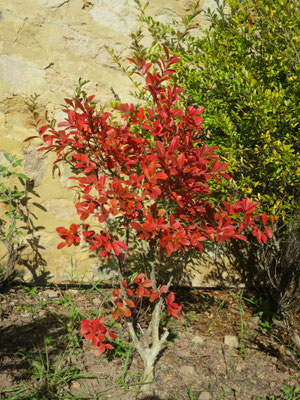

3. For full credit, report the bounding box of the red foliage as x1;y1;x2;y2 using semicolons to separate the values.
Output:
31;46;272;257
27;47;273;353
111;275;178;321
80;317;116;354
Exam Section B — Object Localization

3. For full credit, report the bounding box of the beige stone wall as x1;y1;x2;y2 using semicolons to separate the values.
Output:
0;0;222;284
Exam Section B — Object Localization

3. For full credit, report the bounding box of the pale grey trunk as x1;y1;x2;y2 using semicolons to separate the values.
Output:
127;298;169;393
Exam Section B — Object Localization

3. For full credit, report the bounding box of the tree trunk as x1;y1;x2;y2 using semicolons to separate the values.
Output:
127;299;169;394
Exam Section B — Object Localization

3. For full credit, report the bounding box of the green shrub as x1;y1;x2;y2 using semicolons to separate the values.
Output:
131;0;299;230
0;152;29;287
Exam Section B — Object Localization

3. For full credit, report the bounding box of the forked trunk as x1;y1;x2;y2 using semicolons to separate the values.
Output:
127;299;169;394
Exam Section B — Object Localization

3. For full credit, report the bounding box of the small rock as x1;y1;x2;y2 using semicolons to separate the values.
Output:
71;381;81;389
179;365;195;378
76;295;86;302
235;363;245;372
192;335;205;345
199;391;211;400
221;271;229;280
92;297;102;306
248;316;260;329
67;289;78;296
45;290;58;298
224;335;239;348
21;312;31;319
38;310;47;318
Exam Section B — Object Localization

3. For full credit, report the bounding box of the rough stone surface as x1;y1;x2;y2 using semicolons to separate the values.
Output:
224;335;239;348
40;0;69;8
0;55;45;93
23;147;48;187
90;0;139;35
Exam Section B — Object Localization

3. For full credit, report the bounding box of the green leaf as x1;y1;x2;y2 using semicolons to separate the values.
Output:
3;153;11;162
0;195;10;202
15;173;29;180
12;160;22;168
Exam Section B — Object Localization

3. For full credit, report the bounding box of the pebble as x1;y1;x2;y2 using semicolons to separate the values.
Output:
248;315;260;329
71;381;80;389
45;290;58;298
224;335;239;348
92;297;102;306
235;363;245;372
21;312;31;319
199;391;211;400
67;289;78;296
179;365;195;379
192;335;205;345
38;310;47;318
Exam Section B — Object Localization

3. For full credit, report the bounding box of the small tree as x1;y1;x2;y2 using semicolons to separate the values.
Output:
127;0;300;357
26;49;272;389
0;153;29;288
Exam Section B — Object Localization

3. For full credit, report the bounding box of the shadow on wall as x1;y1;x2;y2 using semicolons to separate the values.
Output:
202;240;263;288
18;178;50;283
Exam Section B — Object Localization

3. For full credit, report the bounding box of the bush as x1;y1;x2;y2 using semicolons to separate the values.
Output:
0;153;29;287
131;0;299;229
125;0;300;353
26;48;272;387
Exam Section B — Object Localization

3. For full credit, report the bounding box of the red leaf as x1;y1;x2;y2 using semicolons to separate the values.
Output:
167;292;175;304
261;234;267;243
160;285;168;294
141;280;153;288
130;221;142;230
23;135;39;142
149;292;160;302
98;343;106;354
142;62;152;75
163;45;170;59
38;125;48;135
114;241;127;250
112;242;120;257
261;213;268;225
155;172;168;180
80;320;89;335
124;298;135;308
112;308;120;320
109;331;117;340
137;285;144;298
177;153;185;169
156;141;166;158
57;242;67;249
168;136;179;154
264;226;273;239
120;306;131;317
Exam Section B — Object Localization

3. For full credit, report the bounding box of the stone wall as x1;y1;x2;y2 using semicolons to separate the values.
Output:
0;0;225;284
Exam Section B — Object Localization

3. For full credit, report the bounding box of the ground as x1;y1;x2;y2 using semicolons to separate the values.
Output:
0;285;299;400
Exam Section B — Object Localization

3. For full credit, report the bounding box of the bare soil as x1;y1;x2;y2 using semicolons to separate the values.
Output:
0;286;299;399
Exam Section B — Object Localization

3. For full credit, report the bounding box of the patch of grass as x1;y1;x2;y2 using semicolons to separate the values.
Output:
259;382;300;400
45;292;86;355
7;340;92;399
108;337;134;359
22;286;38;298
